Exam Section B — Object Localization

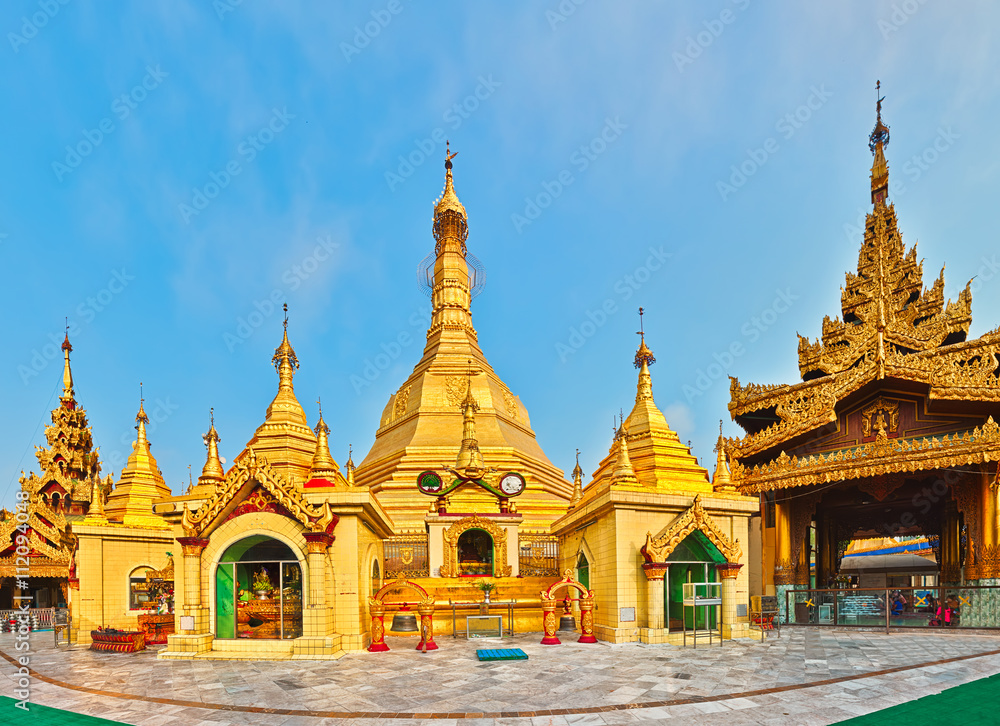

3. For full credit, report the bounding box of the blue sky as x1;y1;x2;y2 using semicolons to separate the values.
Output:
3;1;1000;508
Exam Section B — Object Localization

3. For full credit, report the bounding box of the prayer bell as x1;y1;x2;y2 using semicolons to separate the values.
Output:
558;615;576;632
390;604;419;632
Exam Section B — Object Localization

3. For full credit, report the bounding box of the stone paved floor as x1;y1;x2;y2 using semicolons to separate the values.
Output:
2;630;1000;725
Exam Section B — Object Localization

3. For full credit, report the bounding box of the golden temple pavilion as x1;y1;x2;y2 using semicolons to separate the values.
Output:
726;89;1000;622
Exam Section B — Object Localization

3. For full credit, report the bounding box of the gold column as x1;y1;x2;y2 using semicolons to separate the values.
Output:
717;563;743;639
773;499;793;580
177;537;210;633
980;465;999;580
302;532;333;638
642;564;667;630
941;503;960;583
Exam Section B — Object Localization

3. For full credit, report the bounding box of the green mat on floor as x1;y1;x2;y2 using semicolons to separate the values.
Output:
835;672;1000;724
0;696;126;724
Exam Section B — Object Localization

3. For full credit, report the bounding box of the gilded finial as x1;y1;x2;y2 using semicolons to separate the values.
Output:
434;141;467;222
272;309;300;389
634;307;656;369
199;407;224;485
135;382;149;442
868;81;890;204
569;448;583;508
310;397;339;481
345;444;355;486
869;80;890;154
712;420;735;492
59;318;75;405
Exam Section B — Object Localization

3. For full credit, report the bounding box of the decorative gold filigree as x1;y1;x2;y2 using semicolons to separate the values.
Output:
502;387;518;420
439;515;512;578
181;447;334;538
643;494;742;564
445;376;466;407
732;417;1000;494
861;397;899;438
393;384;411;422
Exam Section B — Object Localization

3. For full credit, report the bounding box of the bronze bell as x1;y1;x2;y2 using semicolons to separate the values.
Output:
390;604;419;632
558;615;576;632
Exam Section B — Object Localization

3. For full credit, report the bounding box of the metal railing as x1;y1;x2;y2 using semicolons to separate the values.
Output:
783;586;1000;630
518;534;560;577
0;607;56;631
383;534;429;578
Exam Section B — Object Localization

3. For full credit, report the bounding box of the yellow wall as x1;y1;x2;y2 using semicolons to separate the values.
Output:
72;523;173;644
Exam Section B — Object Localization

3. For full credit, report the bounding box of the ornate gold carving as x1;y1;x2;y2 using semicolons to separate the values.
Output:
393;384;411;422
974;543;1000;580
439;515;512;578
181;447;334;538
502;387;518;419
773;558;801;585
445;376;466;407
732;417;1000;494
857;474;905;502
643;494;742;564
861;397;899;437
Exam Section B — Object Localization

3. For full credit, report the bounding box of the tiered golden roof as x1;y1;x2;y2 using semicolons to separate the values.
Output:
583;326;711;498
726;88;1000;492
104;397;172;528
3;333;105;578
235;310;321;486
356;151;572;529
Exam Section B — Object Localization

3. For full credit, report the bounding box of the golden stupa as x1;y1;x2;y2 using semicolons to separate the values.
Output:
356;146;572;530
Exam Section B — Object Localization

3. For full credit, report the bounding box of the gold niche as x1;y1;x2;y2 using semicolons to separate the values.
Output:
861;397;899;438
440;515;513;578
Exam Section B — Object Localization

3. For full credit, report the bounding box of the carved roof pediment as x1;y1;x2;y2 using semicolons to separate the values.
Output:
641;495;741;564
181;448;334;539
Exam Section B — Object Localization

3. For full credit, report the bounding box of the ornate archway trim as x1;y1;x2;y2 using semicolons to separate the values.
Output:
641;494;742;564
440;515;512;578
181;448;334;539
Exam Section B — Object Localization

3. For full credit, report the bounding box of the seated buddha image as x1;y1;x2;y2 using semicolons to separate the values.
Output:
457;529;493;576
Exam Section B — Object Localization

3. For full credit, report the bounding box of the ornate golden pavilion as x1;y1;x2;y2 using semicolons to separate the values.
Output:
726;91;1000;609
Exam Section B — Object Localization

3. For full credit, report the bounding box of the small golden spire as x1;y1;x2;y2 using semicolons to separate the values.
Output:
869;80;890;205
434;141;467;221
712;420;736;492
310;397;340;480
634;308;656;402
84;476;108;523
345;444;355;486
60;320;75;407
610;421;638;486
135;383;149;445
198;407;225;486
272;303;300;392
568;448;583;509
455;360;485;476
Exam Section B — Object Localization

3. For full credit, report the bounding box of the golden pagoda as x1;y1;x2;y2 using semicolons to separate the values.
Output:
727;86;1000;607
103;394;173;529
553;320;756;643
356;146;572;530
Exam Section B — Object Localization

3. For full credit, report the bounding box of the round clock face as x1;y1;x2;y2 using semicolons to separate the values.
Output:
499;472;525;496
417;470;443;494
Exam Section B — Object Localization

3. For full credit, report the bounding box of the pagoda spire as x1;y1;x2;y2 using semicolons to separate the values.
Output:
428;143;476;341
345;444;355;486
198;408;225;488
83;475;108;524
263;305;308;425
634;307;656;402
310;398;340;481
135;384;149;446
610;418;639;486
454;361;485;476
59;321;75;408
869;80;890;206
712;420;736;492
568;448;583;509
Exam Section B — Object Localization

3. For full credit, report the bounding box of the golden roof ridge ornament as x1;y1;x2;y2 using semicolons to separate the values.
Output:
869;80;890;206
59;318;75;407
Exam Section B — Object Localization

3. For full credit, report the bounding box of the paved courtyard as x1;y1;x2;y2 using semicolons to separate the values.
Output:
2;629;1000;725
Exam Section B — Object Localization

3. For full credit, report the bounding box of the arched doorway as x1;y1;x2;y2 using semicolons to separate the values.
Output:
665;531;727;632
457;528;493;576
577;552;590;590
215;535;303;639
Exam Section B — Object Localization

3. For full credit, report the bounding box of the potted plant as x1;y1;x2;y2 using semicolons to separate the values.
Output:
477;581;497;603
